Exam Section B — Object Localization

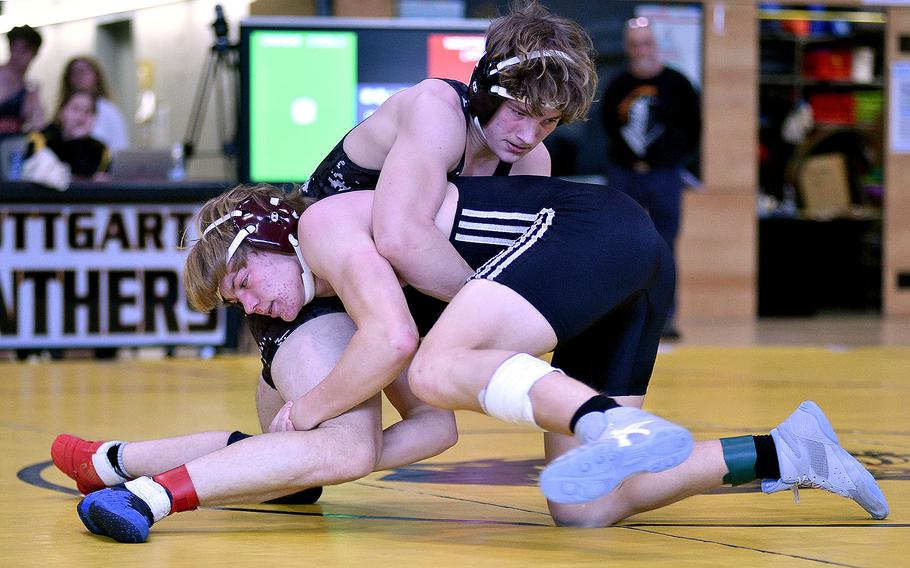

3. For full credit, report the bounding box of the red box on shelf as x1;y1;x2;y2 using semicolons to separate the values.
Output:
809;92;855;124
782;19;811;37
804;49;852;80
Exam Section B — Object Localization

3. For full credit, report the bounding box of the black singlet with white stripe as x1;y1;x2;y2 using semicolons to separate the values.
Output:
448;175;675;396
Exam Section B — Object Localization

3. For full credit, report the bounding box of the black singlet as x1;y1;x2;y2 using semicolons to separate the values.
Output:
301;79;511;199
448;176;674;396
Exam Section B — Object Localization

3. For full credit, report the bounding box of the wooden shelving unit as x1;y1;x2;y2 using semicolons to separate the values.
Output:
757;6;885;314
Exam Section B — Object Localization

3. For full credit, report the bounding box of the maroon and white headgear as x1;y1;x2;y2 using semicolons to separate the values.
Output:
202;196;316;306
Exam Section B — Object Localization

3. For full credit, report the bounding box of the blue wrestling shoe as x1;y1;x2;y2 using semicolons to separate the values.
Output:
76;490;106;536
77;485;156;543
762;401;889;520
540;407;693;504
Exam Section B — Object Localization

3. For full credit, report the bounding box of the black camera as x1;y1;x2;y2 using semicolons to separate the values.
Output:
213;4;229;50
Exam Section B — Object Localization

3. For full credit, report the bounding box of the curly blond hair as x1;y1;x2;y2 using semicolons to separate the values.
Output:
183;184;312;312
485;1;597;123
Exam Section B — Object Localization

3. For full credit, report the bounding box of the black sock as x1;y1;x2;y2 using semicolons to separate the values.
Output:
569;394;620;433
227;431;253;446
753;434;780;479
106;443;130;479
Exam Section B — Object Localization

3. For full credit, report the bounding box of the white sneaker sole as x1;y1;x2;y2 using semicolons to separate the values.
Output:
540;425;693;504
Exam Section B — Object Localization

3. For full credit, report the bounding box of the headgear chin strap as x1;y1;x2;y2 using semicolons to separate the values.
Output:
468;49;575;125
288;233;317;306
203;196;317;307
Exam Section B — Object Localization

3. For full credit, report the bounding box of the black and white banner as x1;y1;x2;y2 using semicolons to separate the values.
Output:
1;204;224;348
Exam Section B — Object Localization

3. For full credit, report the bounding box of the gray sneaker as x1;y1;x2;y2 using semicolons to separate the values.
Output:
540;407;693;504
762;401;888;520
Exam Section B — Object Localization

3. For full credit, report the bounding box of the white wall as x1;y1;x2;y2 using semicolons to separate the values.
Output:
3;0;251;180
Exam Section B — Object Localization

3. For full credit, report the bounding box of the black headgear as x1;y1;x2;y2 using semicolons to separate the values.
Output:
203;195;316;305
467;49;575;125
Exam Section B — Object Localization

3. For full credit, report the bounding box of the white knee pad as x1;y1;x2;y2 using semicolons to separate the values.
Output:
478;353;563;430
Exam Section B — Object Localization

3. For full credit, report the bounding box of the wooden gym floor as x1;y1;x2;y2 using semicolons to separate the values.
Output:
2;316;908;567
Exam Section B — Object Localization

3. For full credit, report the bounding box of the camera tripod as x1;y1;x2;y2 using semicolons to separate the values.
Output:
182;4;238;179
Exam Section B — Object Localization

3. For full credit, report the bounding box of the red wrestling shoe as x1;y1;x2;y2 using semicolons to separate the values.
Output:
51;434;110;494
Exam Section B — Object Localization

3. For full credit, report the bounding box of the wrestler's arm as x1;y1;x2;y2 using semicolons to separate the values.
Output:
265;326;455;470
269;369;455;471
375;371;457;471
371;82;473;302
287;200;419;431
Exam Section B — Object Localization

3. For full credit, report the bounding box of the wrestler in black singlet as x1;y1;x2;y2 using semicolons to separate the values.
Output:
250;79;512;387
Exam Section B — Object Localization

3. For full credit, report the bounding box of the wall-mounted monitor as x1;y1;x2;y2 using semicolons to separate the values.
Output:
239;17;488;184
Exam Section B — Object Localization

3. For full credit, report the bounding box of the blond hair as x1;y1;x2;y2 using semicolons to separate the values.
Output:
485;1;597;123
183;183;312;312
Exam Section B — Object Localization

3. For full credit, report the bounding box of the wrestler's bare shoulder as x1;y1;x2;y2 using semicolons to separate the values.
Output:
301;190;374;232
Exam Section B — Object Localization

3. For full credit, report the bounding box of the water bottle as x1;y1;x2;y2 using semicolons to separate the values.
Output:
168;142;186;181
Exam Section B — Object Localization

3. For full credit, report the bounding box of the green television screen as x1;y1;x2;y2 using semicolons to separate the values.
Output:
240;18;487;184
248;30;357;182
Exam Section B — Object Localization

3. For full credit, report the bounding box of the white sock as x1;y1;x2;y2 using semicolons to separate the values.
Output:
115;443;133;479
124;477;172;522
90;441;129;486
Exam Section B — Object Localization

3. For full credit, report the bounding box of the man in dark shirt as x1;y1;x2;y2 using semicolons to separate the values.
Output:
602;17;701;340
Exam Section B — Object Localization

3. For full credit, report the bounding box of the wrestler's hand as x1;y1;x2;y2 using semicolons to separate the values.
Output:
289;398;319;431
269;400;295;432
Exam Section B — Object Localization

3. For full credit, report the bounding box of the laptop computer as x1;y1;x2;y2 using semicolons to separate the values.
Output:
107;149;173;182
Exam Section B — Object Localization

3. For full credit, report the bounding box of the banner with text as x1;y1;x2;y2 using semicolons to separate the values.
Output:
0;203;224;348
